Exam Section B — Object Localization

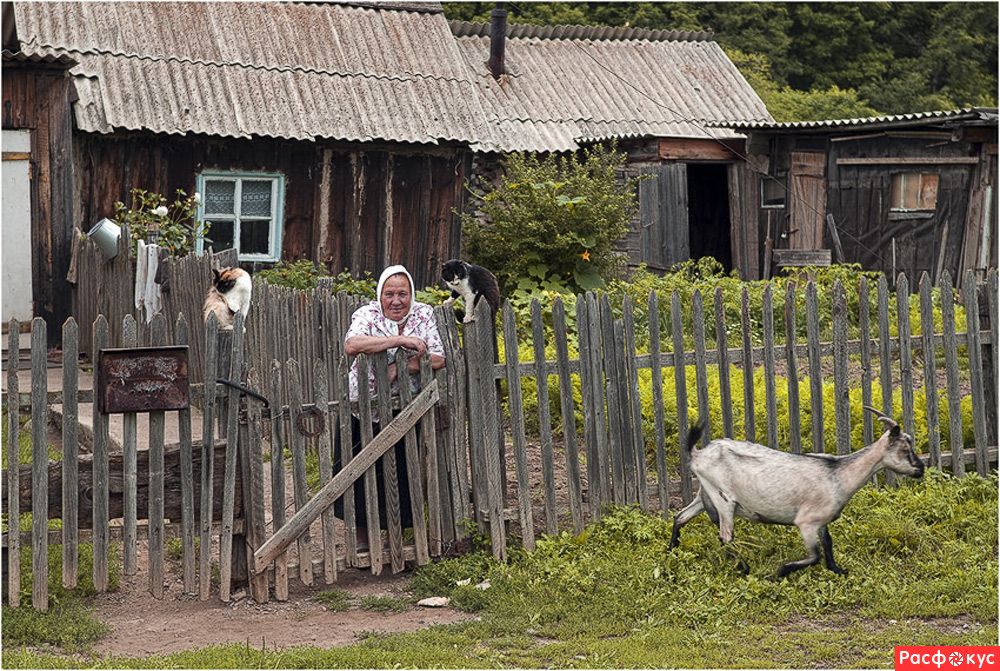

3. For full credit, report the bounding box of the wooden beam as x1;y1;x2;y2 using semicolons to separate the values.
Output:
836;157;979;166
252;380;439;574
658;138;739;161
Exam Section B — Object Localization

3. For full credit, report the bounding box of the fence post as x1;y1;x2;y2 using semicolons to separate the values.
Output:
671;291;691;504
6;320;21;608
530;299;558;536
503;301;535;549
552;297;584;533
918;273;942;469
61;318;79;589
121;315;139;576
783;282;802;454
940;272;965;477
833;281;851;456
91;315;109;596
148;313;167;598
199;313;219;600
963;272;989;477
739;288;756;444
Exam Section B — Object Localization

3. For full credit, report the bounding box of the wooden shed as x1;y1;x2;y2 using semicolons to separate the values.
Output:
727;109;998;284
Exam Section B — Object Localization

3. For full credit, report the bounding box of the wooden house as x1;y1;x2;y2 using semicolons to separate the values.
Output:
725;109;998;284
2;1;772;337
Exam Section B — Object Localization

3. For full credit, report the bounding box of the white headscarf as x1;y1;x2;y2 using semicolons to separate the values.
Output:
375;264;415;326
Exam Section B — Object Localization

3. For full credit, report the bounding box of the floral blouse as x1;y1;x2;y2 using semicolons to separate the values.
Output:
345;301;446;406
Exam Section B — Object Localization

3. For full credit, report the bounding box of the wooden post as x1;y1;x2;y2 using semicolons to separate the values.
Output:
502;302;535;549
121;315;138;576
553;298;584;533
61;318;79;588
90;315;108;597
7;320;21;607
199;314;218;600
148;314;166;598
530;299;558;536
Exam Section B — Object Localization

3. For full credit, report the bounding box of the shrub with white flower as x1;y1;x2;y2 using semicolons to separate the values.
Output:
114;188;210;257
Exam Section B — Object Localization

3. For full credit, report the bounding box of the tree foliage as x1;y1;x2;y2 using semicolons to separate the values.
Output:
442;2;997;119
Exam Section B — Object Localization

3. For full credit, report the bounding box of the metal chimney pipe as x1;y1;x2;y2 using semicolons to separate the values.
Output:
488;2;506;81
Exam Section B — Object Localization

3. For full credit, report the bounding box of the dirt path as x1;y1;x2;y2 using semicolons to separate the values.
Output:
90;558;473;657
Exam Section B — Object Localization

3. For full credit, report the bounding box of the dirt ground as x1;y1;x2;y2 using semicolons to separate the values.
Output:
90;551;474;657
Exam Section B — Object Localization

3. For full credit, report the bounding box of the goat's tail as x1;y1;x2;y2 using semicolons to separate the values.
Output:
685;422;705;453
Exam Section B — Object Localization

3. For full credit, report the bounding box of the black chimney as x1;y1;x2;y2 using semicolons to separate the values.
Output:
488;2;506;81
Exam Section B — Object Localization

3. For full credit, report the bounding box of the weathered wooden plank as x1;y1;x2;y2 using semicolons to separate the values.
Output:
647;291;668;517
244;368;269;602
530;299;557;535
762;286;778;449
502;302;535;548
576;294;600;519
833;281;851;455
714;288;734;439
963;272;988;477
434;304;468;542
671;291;692;504
989;269;998;446
356;353;383;573
121;315;138;576
416;353;435;562
252;381;439;574
219;314;246;600
553;297;584;533
691;290;711;445
623;297;648;511
586;292;610;510
806;282;825;454
148;314;167;599
474;299;506;561
611;319;633;504
918;274;942;469
463;314;489;531
783;282;802;454
313;361;338;584
939;272;965;477
740;288;756;443
374;355;405;574
174;314;196;594
7;320;21;607
336;348;359;564
90;315;108;597
61;318;79;588
199;313;218;600
897;274;915;440
599;296;626;505
286;357;314;585
268;361;289;601
877;276;895;422
859;277;875;449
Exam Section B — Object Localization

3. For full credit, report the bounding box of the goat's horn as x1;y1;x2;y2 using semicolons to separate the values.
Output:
862;405;898;429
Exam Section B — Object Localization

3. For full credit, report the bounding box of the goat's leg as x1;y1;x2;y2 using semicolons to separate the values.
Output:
669;496;704;549
819;526;847;576
777;523;823;578
714;500;749;573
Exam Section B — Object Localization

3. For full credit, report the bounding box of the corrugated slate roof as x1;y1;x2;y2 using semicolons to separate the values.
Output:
452;23;771;151
10;1;771;151
716;108;998;132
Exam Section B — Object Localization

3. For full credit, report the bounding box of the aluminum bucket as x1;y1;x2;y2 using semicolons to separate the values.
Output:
87;218;121;260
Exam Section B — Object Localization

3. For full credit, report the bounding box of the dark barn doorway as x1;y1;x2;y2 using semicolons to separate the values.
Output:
686;163;732;271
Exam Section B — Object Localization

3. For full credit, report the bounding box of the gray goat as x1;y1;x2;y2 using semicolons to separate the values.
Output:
669;408;924;577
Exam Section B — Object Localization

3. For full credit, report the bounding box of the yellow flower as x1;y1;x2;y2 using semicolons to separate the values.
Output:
581;250;591;261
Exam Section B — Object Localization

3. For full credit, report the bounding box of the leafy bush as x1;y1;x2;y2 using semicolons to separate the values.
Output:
460;143;642;295
115;188;207;257
257;260;333;291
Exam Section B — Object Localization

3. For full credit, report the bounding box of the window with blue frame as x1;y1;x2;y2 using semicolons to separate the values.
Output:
196;172;284;262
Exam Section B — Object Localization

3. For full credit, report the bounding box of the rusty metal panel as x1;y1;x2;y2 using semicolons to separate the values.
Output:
97;346;189;414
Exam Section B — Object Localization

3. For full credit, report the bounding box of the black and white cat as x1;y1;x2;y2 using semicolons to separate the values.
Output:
441;259;500;323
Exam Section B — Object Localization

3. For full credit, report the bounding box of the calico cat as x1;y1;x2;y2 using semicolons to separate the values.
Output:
202;267;252;331
441;259;500;323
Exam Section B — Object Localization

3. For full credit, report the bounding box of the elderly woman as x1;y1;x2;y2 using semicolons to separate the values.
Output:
335;265;446;552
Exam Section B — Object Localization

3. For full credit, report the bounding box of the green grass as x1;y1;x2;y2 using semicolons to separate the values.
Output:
311;589;351;612
3;469;996;668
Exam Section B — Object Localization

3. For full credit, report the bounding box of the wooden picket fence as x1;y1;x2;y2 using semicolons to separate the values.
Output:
70;224;238;383
3;267;997;610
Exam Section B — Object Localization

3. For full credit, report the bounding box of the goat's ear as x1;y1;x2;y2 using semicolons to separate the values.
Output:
890;425;901;437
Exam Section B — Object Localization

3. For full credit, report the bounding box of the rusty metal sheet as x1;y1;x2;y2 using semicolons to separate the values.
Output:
97;346;189;414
